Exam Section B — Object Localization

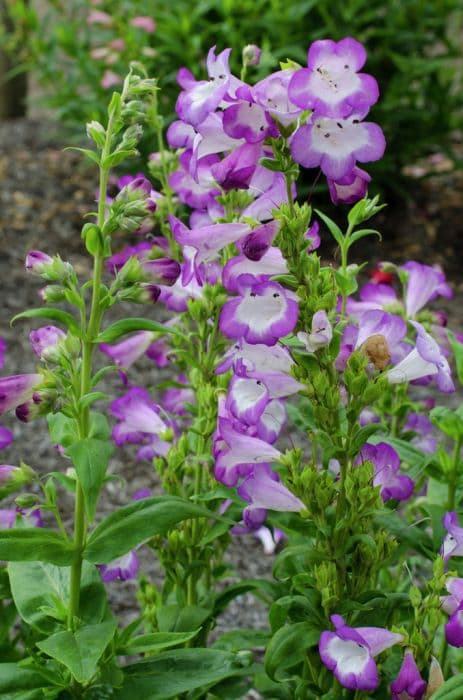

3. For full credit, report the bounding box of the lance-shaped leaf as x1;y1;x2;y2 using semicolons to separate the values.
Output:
95;318;182;343
84;496;224;563
0;529;75;565
11;307;80;335
67;438;114;522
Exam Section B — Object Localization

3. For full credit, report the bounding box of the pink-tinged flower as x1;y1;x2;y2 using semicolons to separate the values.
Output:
210;142;261;190
387;322;454;393
158;271;204;312
166;119;196;149
0;465;20;483
107;241;157;274
0;426;13;449
216;338;294;376
25;250;52;274
145;337;170;367
0;507;43;529
90;47;109;61
175;47;235;127
442;577;463;615
101;70;122;89
29;325;66;360
254;70;301;127
0;337;5;370
346;281;399;318
222;247;288;293
99;550;139;582
243;172;294;222
404;413;436;454
220;276;298;345
288;37;379;118
445;603;463;647
110;387;168;447
291;115;385;180
226;373;270;425
222;88;278;143
110;38;125;51
142;258;181;286
441;512;463;562
355;442;414;502
99;331;156;371
130;15;156;32
328;166;371;205
87;9;112;25
239;220;280;261
162;377;194;416
238;463;304;528
319;614;403;691
0;374;41;416
390;651;427;700
190;112;243;166
402;261;452;318
214;417;281;486
298;310;332;353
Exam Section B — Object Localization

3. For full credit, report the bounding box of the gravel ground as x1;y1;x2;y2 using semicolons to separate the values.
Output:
1;118;463;644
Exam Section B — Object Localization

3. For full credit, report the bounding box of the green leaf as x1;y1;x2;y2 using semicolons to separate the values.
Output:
8;561;107;634
114;649;253;700
120;630;200;655
334;268;358;296
156;605;211;633
11;308;79;334
0;662;55;696
63;146;100;165
259;157;282;172
431;674;463;699
95;318;181;343
430;405;463;441
84;496;218;563
47;413;78;449
213;629;270;652
0;529;75;566
102;149;138;169
264;622;320;681
36;621;116;684
67;438;114;522
314;209;344;247
348;228;382;245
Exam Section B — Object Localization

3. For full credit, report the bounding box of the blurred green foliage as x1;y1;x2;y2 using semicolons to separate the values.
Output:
2;0;462;191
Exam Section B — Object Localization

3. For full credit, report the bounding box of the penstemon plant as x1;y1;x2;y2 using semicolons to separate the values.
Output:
1;35;463;700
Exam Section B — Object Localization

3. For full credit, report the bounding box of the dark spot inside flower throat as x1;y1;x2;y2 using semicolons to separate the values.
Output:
250;292;257;297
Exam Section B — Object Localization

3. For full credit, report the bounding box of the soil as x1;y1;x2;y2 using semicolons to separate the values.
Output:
0;118;462;644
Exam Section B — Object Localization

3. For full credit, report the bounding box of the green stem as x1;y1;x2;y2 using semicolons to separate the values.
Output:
448;436;462;511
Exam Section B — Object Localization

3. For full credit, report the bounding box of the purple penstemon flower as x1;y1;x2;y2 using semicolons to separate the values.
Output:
441;512;463;562
0;426;13;449
110;387;169;447
189;112;243;165
254;69;302;127
442;578;463;648
402;261;452;318
210;142;261;191
355;442;414;502
98;550;139;583
214;417;281;487
219;275;298;345
169;151;221;210
222;247;288;293
255;399;286;444
404;413;436;454
297;310;332;353
346;281;399;318
25;250;53;274
319;614;403;691
327;166;371;205
291;114;386;181
239;220;280;262
142;258;181;286
0;507;43;529
288;37;379;118
99;331;157;375
0;374;42;416
29;325;66;360
237;463;305;528
387;322;454;393
243;172;295;222
390;651;427;700
445;602;463;648
226;370;270;426
222;85;279;143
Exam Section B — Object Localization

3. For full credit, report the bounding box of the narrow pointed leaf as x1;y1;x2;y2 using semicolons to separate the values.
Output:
95;318;182;343
67;438;114;522
11;308;79;334
0;529;75;565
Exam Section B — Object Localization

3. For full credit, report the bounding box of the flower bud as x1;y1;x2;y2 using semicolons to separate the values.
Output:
38;285;67;303
242;44;261;67
0;374;41;416
86;120;106;147
26;252;73;283
142;258;181;286
25;250;52;274
117;283;161;304
29;325;66;361
0;462;35;499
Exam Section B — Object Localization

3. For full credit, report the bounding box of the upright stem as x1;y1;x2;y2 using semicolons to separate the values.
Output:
448;436;462;512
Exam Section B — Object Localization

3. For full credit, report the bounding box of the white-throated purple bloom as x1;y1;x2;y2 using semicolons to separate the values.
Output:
99;331;160;383
0;426;13;449
319;614;403;691
355;309;407;359
0;507;43;529
238;463;305;528
226;367;270;426
346;281;399;318
256;399;286;444
219;275;298;345
175;47;238;127
99;550;139;583
328;166;371;205
29;325;66;360
166;119;196;149
442;578;463;648
189;112;243;166
110;387;168;447
445;603;463;648
441;512;463;562
288;37;379;118
402;261;452;318
387;321;454;393
222;85;279;143
25;250;52;274
355;442;414;502
162;378;195;416
390;651;427;700
0;374;41;416
297;310;332;353
169;151;220;210
222;247;288;293
305;220;321;252
106;241;157;273
254;69;301;127
214;417;281;486
291;114;385;181
243;172;294;222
